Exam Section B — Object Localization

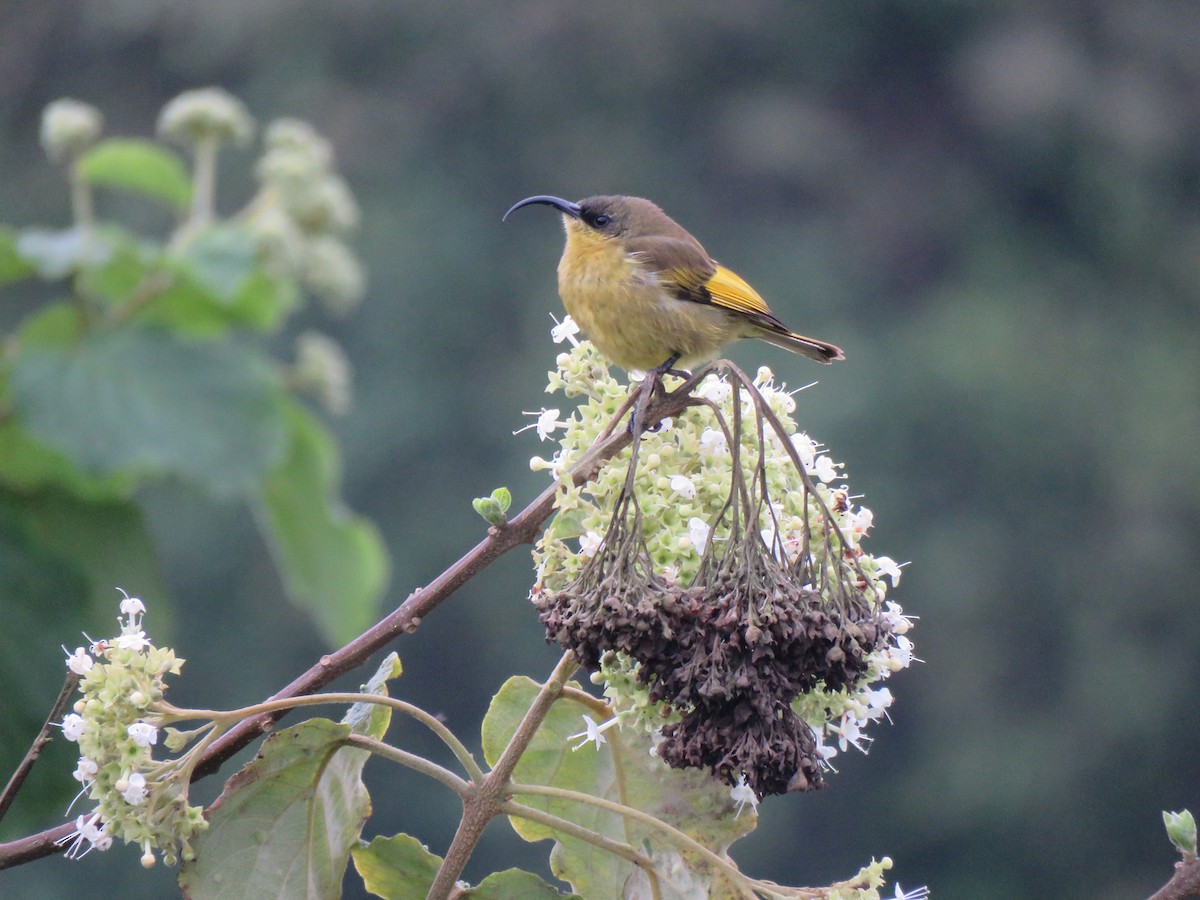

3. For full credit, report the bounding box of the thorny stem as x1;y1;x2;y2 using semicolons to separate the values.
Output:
425;652;579;900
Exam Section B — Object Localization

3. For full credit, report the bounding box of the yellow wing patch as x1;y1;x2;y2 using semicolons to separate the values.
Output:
704;265;780;323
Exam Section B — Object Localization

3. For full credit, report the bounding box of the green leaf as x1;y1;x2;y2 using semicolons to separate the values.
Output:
75;229;156;305
10;324;289;496
481;677;755;898
0;419;135;502
0;228;36;287
351;834;442;900
77;138;192;209
465;869;579;899
179;718;369;900
176;225;258;302
257;402;388;645
133;266;297;336
472;486;512;526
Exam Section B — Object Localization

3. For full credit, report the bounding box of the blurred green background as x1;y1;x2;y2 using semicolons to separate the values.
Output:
2;2;1198;898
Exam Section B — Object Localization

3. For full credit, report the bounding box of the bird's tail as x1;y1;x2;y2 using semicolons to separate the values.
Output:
758;329;845;364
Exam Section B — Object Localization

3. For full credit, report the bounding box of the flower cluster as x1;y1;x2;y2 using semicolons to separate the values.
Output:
247;118;365;313
57;592;204;866
528;322;916;798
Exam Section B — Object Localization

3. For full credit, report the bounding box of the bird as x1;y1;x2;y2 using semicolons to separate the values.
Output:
503;194;844;373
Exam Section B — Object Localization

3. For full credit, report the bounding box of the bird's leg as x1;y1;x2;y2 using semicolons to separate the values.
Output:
627;354;689;435
653;352;691;381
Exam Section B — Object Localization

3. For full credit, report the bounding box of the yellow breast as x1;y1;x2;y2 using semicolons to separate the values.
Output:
554;222;736;371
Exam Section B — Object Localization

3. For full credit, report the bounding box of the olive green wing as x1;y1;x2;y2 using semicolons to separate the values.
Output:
624;236;786;329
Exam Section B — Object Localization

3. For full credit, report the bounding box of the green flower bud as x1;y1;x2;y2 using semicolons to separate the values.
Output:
473;487;512;526
1164;809;1197;856
40;98;103;162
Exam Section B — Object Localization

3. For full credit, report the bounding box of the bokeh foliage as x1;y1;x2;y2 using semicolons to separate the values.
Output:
0;3;1197;898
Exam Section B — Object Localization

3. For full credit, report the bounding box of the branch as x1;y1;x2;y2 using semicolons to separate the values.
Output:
426;652;579;900
1149;856;1200;900
0;673;80;825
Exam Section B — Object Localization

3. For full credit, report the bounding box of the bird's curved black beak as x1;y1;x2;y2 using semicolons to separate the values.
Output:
503;195;581;221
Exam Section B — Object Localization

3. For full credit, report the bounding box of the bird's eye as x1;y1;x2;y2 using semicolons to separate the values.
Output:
593;214;611;227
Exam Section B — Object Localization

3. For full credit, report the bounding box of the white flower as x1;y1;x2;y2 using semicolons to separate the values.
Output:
669;474;697;500
814;734;839;771
569;714;619;751
127;722;159;748
883;634;920;672
730;776;759;819
57;812;111;859
865;686;894;720
874;556;904;587
120;772;148;806
63;646;93;675
696;379;731;403
831;713;871;754
892;884;931;900
117;589;146;619
515;408;567;441
72;757;98;785
810;454;838;483
699;427;727;457
114;630;149;652
790;433;817;469
550;314;581;345
687;517;710;552
579;531;603;558
882;600;916;635
61;714;85;742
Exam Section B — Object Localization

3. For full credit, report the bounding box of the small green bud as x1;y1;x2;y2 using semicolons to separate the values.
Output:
157;87;255;147
473;487;512;526
40;98;103;162
1164;809;1198;856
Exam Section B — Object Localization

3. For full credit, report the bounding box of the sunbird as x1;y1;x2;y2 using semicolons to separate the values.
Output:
504;194;845;373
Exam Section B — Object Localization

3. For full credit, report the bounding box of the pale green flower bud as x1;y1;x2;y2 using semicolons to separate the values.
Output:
1164;809;1197;855
157;87;255;146
40;98;103;162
